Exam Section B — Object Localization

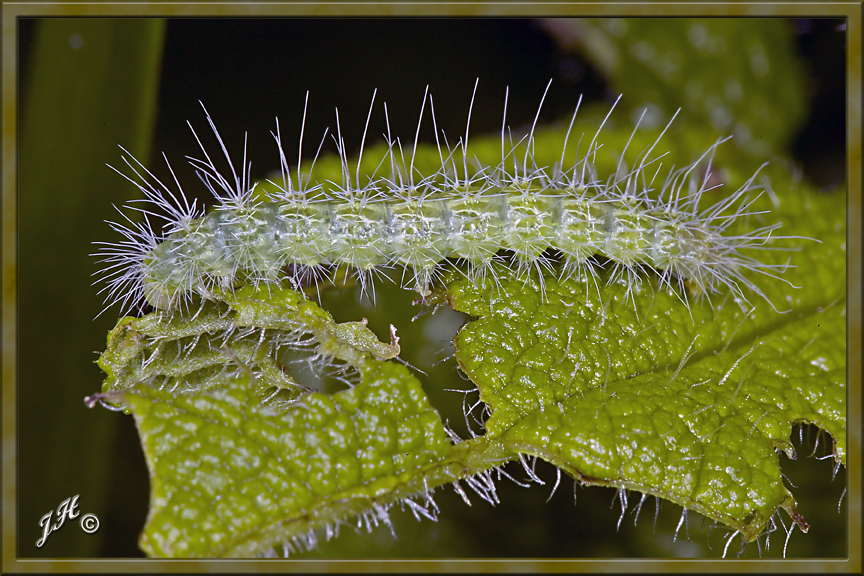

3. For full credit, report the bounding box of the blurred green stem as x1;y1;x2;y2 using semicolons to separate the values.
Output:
19;18;164;556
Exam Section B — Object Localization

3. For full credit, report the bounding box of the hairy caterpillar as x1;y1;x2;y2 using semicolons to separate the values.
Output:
95;81;795;317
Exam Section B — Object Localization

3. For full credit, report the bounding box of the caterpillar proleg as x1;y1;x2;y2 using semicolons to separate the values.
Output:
95;82;797;317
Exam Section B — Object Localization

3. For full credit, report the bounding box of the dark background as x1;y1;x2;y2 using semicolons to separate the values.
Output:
16;17;847;559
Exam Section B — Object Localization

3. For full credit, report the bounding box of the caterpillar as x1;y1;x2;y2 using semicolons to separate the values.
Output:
95;81;795;317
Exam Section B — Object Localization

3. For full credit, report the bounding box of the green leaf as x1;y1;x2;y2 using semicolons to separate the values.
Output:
548;18;807;158
122;365;448;557
97;284;403;404
91;115;845;556
91;119;845;557
446;180;845;544
91;285;512;557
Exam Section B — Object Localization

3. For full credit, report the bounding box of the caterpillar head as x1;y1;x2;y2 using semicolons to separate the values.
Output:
141;276;178;310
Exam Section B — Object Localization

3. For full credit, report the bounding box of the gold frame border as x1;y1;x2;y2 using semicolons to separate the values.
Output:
3;3;860;573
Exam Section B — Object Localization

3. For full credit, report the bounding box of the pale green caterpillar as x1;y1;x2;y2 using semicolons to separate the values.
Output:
96;82;794;316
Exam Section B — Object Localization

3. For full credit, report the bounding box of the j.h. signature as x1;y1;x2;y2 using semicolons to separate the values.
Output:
36;495;99;548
